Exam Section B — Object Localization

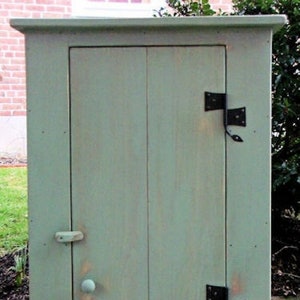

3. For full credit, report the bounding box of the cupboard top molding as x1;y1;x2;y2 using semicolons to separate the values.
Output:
10;15;287;34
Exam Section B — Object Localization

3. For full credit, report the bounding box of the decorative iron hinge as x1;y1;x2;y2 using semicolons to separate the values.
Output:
205;92;246;142
206;285;228;300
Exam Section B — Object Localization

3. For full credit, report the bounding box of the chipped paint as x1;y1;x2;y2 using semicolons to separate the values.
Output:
80;260;93;276
80;294;94;300
231;273;244;296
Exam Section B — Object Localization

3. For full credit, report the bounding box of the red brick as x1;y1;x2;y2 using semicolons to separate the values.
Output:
0;30;9;38
45;5;67;12
108;0;129;3
12;71;26;78
0;84;12;90
14;52;25;58
30;12;43;17
55;0;71;5
10;84;26;90
3;64;23;71
4;77;21;84
5;91;15;97
16;0;36;4
4;52;14;58
2;103;22;110
0;111;12;116
16;91;26;97
9;58;25;65
9;44;25;51
0;10;9;17
3;3;24;10
36;0;56;4
0;98;11;103
0;45;9;51
8;31;24;38
13;110;26;116
0;38;17;45
8;11;29;18
13;97;26;103
25;5;47;11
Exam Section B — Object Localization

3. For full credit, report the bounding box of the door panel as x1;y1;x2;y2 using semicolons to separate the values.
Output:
70;48;148;300
147;47;226;299
70;46;225;300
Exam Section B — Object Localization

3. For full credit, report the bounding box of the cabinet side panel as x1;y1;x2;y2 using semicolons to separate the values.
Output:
26;34;72;299
226;29;272;299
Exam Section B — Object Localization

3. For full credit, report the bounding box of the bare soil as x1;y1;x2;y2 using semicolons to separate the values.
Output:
0;247;29;300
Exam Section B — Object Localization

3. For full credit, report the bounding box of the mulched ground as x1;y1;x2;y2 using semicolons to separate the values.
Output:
0;247;29;300
272;215;300;297
0;157;27;168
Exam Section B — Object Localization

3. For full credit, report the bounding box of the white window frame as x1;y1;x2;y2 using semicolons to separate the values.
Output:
72;0;166;18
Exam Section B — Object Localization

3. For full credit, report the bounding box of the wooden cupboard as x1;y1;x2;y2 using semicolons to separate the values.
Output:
11;16;286;300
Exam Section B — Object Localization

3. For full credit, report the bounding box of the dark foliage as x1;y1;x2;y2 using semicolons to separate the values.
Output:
232;2;300;295
232;0;300;215
272;215;300;296
154;0;216;17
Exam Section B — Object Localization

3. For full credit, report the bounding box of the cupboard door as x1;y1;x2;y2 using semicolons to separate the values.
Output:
70;46;226;300
70;47;148;300
148;47;226;299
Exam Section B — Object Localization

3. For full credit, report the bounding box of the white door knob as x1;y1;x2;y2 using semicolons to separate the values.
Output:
81;279;96;293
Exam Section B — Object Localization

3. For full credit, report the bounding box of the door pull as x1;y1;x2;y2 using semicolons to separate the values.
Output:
55;231;84;243
81;279;96;294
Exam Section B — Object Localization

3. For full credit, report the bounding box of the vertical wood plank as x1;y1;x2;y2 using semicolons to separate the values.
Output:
26;34;72;299
147;46;226;299
70;47;148;300
225;29;273;300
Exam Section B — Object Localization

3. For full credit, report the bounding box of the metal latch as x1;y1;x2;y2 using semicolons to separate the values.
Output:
206;285;228;300
205;92;246;142
55;231;84;243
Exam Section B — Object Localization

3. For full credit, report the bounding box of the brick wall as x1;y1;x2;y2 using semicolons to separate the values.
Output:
0;0;72;117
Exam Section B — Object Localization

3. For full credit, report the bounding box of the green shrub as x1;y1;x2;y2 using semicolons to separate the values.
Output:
154;0;216;17
232;0;300;215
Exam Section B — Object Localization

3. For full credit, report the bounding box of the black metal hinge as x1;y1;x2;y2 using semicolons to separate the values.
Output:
205;92;246;142
206;285;228;300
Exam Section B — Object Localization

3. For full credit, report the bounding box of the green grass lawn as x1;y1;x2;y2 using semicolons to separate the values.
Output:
0;167;28;256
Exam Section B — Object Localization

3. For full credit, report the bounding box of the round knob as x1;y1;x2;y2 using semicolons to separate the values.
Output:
81;279;96;293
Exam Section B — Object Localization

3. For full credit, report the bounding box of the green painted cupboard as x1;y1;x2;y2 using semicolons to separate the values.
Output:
11;16;286;300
